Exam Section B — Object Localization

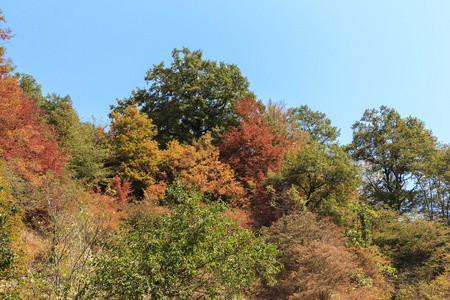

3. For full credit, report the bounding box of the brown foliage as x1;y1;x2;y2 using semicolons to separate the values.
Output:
21;228;44;264
126;190;173;224
348;246;395;299
224;207;254;229
88;182;128;232
254;211;392;300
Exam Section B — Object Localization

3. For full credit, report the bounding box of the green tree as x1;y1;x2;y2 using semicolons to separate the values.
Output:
109;105;160;194
267;140;360;225
348;106;437;211
80;197;281;299
112;47;254;146
42;94;111;186
13;72;46;105
264;102;339;145
371;207;450;288
414;144;450;224
288;105;340;144
0;175;24;280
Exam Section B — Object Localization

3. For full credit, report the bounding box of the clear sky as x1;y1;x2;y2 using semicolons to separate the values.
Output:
2;1;450;145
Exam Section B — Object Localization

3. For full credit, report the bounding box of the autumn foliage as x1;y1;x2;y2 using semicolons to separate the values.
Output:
219;98;292;190
88;179;129;231
0;11;14;77
159;134;245;202
109;106;160;193
254;211;393;300
0;77;68;184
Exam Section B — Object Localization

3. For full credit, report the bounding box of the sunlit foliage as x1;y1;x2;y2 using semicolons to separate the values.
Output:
81;197;281;299
159;134;245;202
113;47;254;146
109;105;160;194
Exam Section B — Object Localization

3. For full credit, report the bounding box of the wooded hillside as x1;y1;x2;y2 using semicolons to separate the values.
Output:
2;11;450;299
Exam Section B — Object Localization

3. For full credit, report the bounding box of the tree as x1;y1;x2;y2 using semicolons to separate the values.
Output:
13;72;46;105
414;143;450;224
81;197;281;299
371;207;450;287
263;100;306;143
42;94;111;186
158;134;245;202
218;98;291;191
267;140;360;225
0;10;14;78
109;105;160;194
112;47;254;146
218;98;293;227
288;105;340;144
347;106;437;211
0;77;69;184
264;102;340;144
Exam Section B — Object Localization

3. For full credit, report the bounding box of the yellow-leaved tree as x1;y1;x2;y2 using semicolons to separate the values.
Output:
0;171;26;297
109;106;160;195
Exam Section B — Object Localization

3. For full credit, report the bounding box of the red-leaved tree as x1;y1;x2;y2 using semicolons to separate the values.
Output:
0;77;69;184
218;98;292;190
218;98;294;226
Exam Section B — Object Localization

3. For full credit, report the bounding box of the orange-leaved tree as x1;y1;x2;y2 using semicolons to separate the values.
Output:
158;134;245;202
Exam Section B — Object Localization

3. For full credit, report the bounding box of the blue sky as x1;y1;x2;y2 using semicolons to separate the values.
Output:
2;1;450;145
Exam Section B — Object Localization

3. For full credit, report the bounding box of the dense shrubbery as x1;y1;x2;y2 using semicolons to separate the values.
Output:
80;197;281;299
254;211;393;300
